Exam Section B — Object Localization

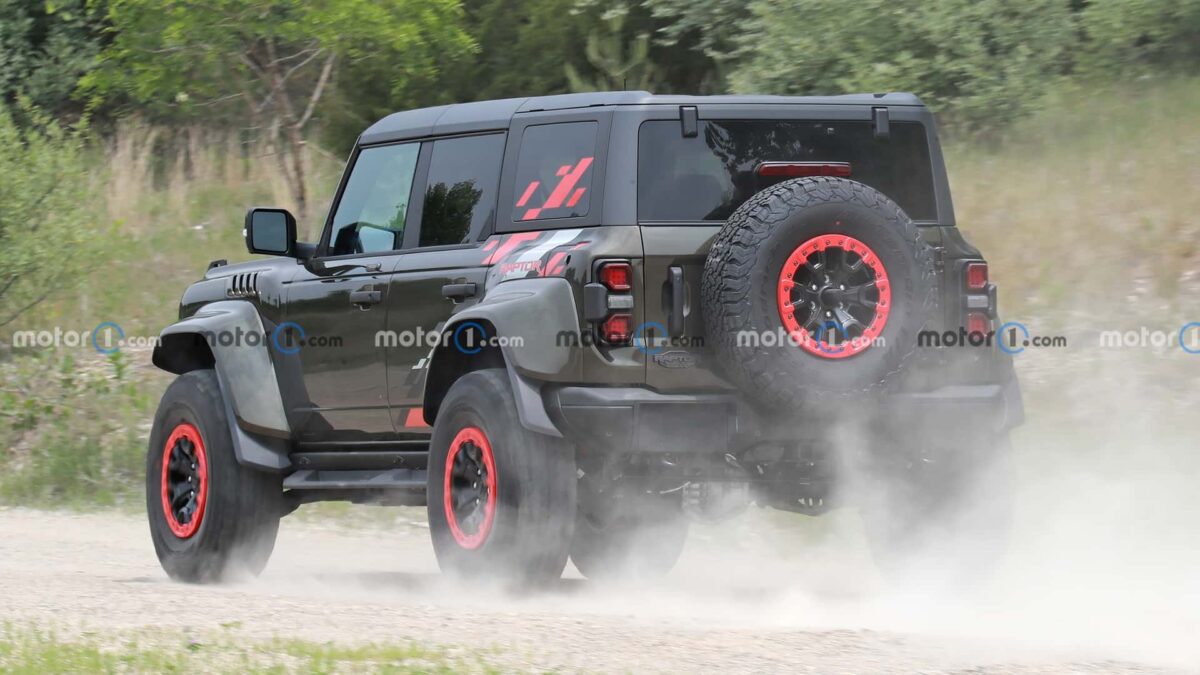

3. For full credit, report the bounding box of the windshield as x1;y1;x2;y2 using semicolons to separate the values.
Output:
637;119;937;222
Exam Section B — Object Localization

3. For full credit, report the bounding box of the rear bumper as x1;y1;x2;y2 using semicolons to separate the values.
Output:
545;376;1023;455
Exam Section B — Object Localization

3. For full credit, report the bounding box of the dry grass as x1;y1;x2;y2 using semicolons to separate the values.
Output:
948;76;1200;329
31;121;341;335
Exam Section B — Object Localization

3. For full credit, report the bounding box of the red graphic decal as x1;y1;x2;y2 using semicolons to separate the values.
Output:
515;181;539;207
515;157;594;221
404;408;430;429
482;231;541;265
544;157;593;209
566;187;586;208
543;252;568;277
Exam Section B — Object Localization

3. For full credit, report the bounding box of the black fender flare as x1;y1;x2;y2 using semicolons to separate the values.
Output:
152;301;291;471
423;278;584;437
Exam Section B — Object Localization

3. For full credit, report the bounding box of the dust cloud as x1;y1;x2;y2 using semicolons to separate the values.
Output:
251;348;1200;671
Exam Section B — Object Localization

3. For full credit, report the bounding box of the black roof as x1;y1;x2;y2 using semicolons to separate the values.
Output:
359;91;925;145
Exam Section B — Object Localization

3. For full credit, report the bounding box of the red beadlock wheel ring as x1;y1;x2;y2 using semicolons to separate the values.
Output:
160;423;209;539
443;426;498;550
777;233;892;359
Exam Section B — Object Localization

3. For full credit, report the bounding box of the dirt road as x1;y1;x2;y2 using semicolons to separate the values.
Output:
0;506;1193;673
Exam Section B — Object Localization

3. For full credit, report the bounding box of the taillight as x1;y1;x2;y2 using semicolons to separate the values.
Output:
601;313;633;344
965;262;988;290
967;312;990;337
598;261;632;291
756;162;852;178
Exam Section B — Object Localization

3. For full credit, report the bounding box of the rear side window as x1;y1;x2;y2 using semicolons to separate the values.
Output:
637;120;936;222
512;122;597;221
418;134;505;247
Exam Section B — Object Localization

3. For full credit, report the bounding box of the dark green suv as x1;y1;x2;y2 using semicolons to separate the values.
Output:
147;91;1023;584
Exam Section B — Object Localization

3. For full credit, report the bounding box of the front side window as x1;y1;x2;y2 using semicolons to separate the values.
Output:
328;142;419;256
418;134;506;247
512;121;598;221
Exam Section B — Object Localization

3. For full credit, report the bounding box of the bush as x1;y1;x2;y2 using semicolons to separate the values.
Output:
1080;0;1200;73
0;349;160;507
0;105;95;328
727;0;1077;132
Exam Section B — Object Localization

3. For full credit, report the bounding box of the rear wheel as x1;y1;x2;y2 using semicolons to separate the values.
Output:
146;370;283;583
427;369;575;583
859;432;1015;586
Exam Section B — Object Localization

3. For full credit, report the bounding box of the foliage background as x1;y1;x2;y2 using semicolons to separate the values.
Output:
0;0;1198;505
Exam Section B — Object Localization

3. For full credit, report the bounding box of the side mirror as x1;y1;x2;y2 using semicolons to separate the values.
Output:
244;207;297;256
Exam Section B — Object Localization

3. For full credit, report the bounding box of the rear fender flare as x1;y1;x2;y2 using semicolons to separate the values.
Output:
423;278;583;437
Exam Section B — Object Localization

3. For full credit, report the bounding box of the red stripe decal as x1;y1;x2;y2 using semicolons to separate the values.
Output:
556;164;572;177
521;208;542;221
483;231;540;265
515;181;539;207
404;408;430;429
566;187;586;208
544;157;593;209
544;251;568;277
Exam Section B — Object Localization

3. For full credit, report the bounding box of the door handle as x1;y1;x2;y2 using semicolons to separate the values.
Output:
441;283;477;302
667;266;685;336
349;289;382;307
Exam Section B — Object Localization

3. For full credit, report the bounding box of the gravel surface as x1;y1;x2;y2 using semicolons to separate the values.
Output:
0;507;1192;673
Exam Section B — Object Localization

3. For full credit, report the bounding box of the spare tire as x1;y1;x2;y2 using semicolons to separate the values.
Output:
701;177;935;410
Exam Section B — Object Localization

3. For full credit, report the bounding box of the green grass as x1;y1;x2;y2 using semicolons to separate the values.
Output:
0;626;493;674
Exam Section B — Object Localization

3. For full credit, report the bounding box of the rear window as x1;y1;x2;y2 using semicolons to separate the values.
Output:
637;119;936;222
513;121;597;221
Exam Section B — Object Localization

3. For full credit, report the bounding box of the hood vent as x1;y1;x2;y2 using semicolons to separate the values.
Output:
226;272;260;299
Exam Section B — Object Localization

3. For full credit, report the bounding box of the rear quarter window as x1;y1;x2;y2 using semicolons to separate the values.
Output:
512;121;598;221
637;119;936;222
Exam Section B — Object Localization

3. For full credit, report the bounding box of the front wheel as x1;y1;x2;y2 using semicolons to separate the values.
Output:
147;370;283;583
427;369;576;583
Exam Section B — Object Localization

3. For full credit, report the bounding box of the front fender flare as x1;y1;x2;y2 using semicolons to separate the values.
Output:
152;300;291;471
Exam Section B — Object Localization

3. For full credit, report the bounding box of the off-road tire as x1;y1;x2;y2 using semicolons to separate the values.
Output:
702;177;936;410
147;369;283;583
570;492;689;580
427;369;576;583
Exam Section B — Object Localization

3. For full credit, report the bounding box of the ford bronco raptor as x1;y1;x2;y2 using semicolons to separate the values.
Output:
147;92;1023;584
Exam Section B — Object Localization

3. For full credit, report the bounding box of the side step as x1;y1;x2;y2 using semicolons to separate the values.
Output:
283;468;427;490
282;468;428;510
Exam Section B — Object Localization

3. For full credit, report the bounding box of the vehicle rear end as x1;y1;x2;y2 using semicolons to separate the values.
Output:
624;98;1015;410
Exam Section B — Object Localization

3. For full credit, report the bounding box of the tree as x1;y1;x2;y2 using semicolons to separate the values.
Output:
0;0;106;120
0;105;93;327
565;2;659;92
727;0;1078;132
644;0;746;88
1080;0;1200;73
84;0;472;216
